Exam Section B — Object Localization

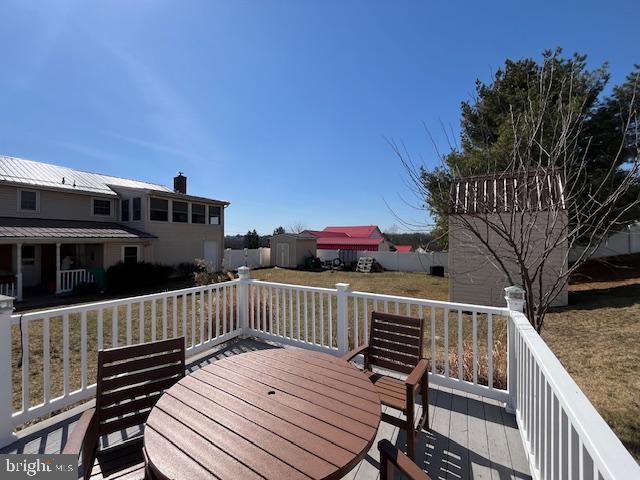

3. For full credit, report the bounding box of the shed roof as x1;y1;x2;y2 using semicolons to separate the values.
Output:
0;217;156;240
450;170;566;214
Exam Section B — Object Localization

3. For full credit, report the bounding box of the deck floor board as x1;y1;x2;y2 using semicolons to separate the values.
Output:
2;338;531;480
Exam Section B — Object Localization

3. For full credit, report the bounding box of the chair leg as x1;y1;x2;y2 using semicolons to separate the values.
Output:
422;377;429;429
406;388;416;460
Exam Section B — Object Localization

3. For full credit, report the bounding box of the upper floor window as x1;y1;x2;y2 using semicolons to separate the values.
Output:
191;204;206;224
150;198;168;221
93;198;111;216
172;201;188;223
209;206;221;225
121;199;130;221
19;190;38;211
132;197;141;221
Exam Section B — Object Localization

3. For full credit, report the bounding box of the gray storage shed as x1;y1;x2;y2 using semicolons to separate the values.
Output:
270;233;317;268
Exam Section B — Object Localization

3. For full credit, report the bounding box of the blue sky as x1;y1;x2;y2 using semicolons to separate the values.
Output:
0;1;637;235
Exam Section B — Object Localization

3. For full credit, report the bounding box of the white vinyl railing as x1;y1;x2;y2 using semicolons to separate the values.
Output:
0;267;638;479
0;280;16;298
509;309;640;480
0;280;241;445
58;269;95;294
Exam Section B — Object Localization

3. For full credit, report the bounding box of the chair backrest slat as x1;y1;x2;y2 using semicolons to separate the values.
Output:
368;312;424;373
95;337;185;437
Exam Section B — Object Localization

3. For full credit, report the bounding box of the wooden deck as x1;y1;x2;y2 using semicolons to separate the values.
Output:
1;338;531;480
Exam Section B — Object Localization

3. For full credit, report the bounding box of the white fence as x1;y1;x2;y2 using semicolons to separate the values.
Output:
58;269;95;293
223;247;271;270
570;223;640;262
317;249;448;273
0;268;638;479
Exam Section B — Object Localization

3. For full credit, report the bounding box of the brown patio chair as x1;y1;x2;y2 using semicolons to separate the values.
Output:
343;311;428;459
378;439;432;480
63;337;185;480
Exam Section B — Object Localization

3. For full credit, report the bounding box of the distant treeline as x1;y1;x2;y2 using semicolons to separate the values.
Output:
224;234;270;249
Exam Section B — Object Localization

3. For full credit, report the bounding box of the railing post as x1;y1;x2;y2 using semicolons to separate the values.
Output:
336;283;350;354
505;285;525;414
237;266;251;333
0;295;15;448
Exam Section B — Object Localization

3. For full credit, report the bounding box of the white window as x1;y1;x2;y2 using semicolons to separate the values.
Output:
93;198;112;216
150;198;169;221
191;204;206;224
208;206;221;225
18;190;39;212
122;246;140;264
172;201;188;223
132;197;142;221
121;199;130;221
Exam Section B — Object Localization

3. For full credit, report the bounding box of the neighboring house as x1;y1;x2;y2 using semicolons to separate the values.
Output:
0;156;229;300
302;225;394;251
270;233;317;268
448;170;568;307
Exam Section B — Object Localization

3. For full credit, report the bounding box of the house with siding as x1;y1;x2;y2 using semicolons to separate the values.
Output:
0;156;228;300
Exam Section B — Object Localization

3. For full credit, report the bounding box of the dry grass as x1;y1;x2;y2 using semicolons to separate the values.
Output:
542;280;640;460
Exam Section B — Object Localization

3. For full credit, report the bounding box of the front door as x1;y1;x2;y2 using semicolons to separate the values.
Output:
21;245;41;287
278;243;290;267
203;240;218;271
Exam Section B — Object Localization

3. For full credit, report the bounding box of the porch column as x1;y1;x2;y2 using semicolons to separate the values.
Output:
55;243;61;294
16;244;22;301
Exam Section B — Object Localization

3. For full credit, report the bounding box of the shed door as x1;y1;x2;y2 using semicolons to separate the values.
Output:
278;243;290;268
203;240;218;270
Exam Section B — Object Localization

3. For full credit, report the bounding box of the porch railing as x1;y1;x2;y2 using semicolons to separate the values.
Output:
0;274;21;301
0;266;638;479
58;269;95;293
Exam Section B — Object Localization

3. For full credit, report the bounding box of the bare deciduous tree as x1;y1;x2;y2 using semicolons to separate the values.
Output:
398;60;639;332
287;221;308;234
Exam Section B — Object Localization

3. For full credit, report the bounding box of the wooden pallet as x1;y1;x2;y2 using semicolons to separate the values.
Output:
356;257;375;273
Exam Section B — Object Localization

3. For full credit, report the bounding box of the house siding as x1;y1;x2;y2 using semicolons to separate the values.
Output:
0;185;117;222
448;212;568;307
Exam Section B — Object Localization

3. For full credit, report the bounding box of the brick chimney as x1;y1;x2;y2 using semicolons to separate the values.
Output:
173;172;187;194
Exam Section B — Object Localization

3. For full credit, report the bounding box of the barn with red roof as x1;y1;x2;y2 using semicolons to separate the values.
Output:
301;225;395;251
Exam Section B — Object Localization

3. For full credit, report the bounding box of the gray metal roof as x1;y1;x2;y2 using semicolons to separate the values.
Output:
0;155;173;196
0;217;156;240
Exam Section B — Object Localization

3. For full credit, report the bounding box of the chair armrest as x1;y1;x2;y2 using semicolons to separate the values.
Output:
63;408;98;480
341;344;369;362
378;439;432;480
405;359;429;389
63;408;98;455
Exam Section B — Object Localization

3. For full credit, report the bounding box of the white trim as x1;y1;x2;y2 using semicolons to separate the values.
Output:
120;245;141;263
16;189;40;213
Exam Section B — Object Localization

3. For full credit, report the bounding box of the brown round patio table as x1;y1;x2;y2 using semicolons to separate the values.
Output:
144;347;381;480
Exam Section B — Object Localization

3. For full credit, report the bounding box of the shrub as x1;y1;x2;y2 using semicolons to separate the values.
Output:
192;258;232;286
176;262;199;278
72;282;99;295
106;262;174;294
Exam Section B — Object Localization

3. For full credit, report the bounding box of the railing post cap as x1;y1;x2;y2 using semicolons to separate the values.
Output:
504;285;525;312
0;295;14;312
237;266;251;279
335;283;351;291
